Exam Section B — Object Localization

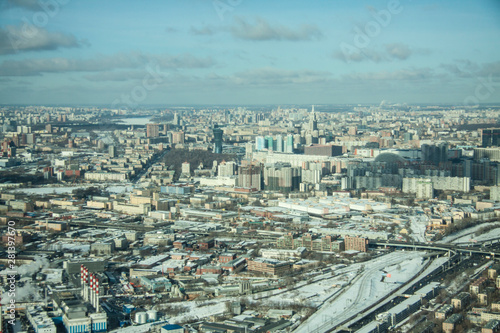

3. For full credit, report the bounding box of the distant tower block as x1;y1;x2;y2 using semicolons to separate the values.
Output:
182;161;191;177
109;145;116;158
146;123;160;138
213;124;223;154
239;280;252;295
309;105;318;131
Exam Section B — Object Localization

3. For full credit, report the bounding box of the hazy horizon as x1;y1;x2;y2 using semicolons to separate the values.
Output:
1;0;499;107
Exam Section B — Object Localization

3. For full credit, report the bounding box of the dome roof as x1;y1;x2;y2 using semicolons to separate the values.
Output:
374;153;408;164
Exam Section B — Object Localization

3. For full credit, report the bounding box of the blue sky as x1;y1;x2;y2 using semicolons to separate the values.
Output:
0;0;499;106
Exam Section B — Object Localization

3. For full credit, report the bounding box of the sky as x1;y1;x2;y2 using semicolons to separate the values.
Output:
0;0;499;107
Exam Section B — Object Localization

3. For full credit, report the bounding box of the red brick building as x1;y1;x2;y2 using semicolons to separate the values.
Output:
247;258;291;276
219;253;236;263
344;236;369;252
196;265;222;275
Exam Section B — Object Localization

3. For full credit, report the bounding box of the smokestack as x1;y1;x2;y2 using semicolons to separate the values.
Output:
93;275;97;310
84;267;89;302
92;274;97;310
0;295;3;333
90;273;93;307
95;277;100;312
83;267;86;301
80;265;84;298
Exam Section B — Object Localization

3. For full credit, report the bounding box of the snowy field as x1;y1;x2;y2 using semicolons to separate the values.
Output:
13;186;90;195
451;227;500;244
439;222;500;244
408;215;429;243
12;184;134;195
164;300;228;324
293;251;428;333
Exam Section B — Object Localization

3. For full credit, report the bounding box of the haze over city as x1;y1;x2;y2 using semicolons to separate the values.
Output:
0;0;499;105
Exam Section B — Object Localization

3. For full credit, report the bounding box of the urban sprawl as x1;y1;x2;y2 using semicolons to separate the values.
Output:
1;104;500;333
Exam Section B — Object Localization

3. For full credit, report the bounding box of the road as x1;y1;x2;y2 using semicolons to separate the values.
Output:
131;148;170;184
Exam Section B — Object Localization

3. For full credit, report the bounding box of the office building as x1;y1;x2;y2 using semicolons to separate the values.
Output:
255;136;266;151
304;144;343;157
285;134;294;153
213;125;223;154
481;128;500;147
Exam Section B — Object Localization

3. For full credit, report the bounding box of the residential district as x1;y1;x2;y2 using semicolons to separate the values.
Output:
1;104;500;333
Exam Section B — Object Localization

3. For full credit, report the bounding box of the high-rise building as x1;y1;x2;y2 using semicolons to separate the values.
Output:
146;123;159;138
181;162;191;177
309;105;318;131
238;164;262;190
255;136;265;151
263;163;301;192
213;125;223;154
481;128;500;147
218;161;237;177
276;135;283;153
285;134;294;153
109;145;116;158
171;131;185;144
266;136;274;151
421;143;448;165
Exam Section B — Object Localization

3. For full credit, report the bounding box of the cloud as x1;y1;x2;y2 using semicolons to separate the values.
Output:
440;60;500;78
333;48;384;63
477;61;500;77
440;63;473;78
4;0;40;10
333;43;426;63
229;17;323;41
165;27;178;33
385;43;412;60
190;25;216;36
0;52;216;76
342;68;435;81
0;25;84;55
230;67;332;85
83;70;151;82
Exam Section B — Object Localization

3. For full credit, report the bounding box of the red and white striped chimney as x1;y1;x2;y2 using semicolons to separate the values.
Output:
80;265;84;297
95;277;100;312
91;273;96;307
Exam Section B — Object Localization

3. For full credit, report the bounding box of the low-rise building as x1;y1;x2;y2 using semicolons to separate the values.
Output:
435;304;453;320
443;313;462;333
247;258;292;276
483;319;500;333
451;292;470;310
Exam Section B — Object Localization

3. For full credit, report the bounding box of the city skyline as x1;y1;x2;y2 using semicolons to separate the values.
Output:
0;0;499;106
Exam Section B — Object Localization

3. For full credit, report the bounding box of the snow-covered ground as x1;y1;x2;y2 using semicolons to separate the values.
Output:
12;184;134;195
293;251;427;333
108;321;168;333
13;186;90;195
163;300;228;324
439;222;500;244
408;215;429;243
452;227;500;244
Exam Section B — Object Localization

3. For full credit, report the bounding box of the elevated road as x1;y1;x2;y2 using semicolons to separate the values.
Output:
371;240;500;257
